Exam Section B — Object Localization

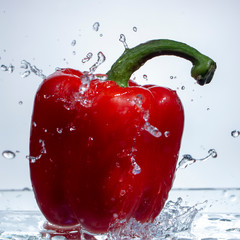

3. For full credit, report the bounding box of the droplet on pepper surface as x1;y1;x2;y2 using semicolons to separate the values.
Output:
131;156;141;175
164;131;170;138
144;122;162;138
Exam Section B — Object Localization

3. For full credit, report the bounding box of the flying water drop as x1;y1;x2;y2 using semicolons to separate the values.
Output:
178;149;217;169
82;52;93;63
231;130;240;138
71;39;76;46
119;34;128;49
8;64;14;73
20;60;46;79
1;64;8;71
2;150;16;159
89;51;106;74
143;74;148;81
21;70;31;78
93;22;100;31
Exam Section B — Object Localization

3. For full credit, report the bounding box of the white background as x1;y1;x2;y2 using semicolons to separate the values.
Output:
0;0;239;189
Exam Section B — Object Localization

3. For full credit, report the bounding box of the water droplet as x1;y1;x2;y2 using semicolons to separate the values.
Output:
21;70;31;78
119;34;128;49
69;126;76;131
2;150;16;159
20;60;46;79
164;131;170;137
120;190;126;196
79;72;91;94
1;64;8;71
131;94;161;138
89;51;106;74
72;51;76;55
229;194;237;202
133;26;137;32
18;100;23;105
231;130;240;138
178;154;196;169
8;64;14;73
144;122;162;138
134;94;143;109
143;110;150;122
26;154;41;163
93;22;100;31
71;39;76;46
208;149;217;158
39;139;46;154
178;149;217;169
56;128;63;134
181;86;185;90
82;52;93;63
115;162;120;168
20;61;28;69
143;74;148;81
131;156;141;175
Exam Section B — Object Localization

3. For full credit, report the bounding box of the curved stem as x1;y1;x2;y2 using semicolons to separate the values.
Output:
106;39;216;87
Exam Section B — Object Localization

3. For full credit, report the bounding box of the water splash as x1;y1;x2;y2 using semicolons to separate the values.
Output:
131;156;141;175
21;70;31;78
132;94;162;138
119;34;128;49
26;154;42;164
177;149;217;169
82;52;93;63
20;60;46;79
0;64;14;73
89;52;106;74
107;197;205;239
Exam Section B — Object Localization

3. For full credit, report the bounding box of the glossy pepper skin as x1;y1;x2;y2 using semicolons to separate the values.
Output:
29;39;216;234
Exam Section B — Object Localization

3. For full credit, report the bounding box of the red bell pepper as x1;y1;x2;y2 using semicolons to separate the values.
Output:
29;39;216;234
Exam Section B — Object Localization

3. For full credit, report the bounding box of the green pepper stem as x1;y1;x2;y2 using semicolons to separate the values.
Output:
106;39;216;87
